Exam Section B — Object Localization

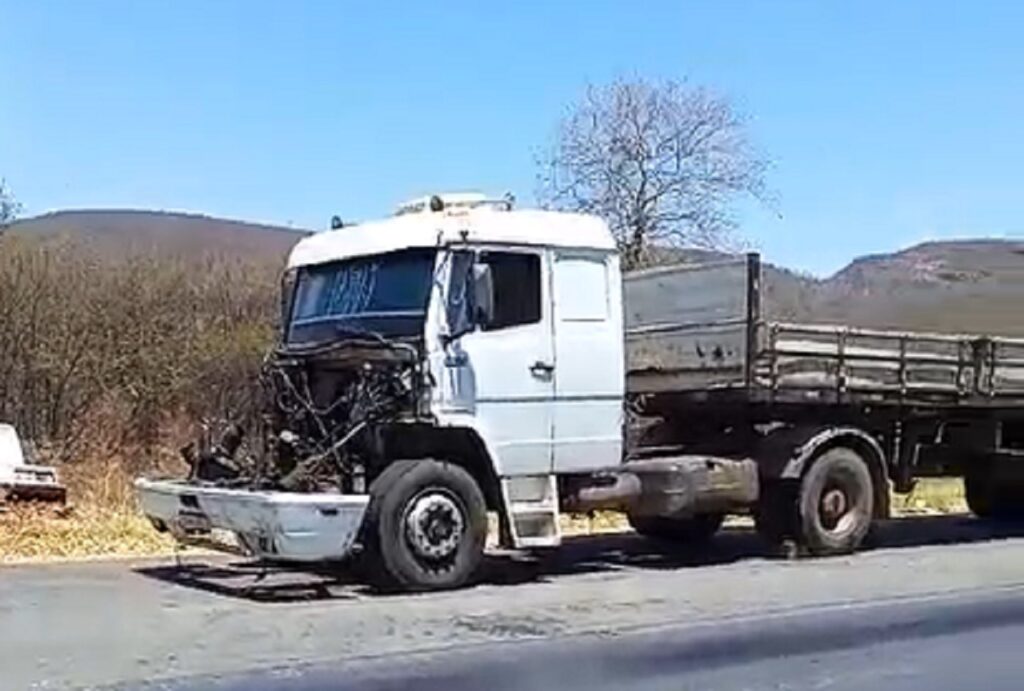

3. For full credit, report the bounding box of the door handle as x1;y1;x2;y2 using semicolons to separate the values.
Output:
530;361;555;377
444;352;468;367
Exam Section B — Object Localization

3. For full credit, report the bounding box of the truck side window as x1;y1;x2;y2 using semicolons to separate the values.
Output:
479;251;541;331
555;255;608;321
446;250;474;336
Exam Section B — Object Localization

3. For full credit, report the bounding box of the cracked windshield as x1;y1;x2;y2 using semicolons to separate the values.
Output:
287;249;436;345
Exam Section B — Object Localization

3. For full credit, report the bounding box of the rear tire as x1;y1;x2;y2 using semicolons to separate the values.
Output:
628;513;724;544
756;448;875;556
360;460;487;592
965;464;1024;519
798;448;874;555
965;466;995;518
754;481;798;546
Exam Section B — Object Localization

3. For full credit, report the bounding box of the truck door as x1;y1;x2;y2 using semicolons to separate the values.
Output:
551;251;624;472
455;248;555;476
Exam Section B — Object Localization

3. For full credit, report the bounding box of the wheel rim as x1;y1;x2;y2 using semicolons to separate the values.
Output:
403;489;466;562
817;473;863;535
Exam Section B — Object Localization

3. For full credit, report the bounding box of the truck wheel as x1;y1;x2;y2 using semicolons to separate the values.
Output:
754;481;798;546
965;465;1024;519
965;466;995;518
628;513;724;544
360;460;487;592
797;448;874;555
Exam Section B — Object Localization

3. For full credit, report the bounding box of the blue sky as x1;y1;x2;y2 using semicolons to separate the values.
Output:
2;1;1023;276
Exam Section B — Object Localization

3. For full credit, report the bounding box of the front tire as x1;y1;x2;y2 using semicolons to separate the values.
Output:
361;460;487;592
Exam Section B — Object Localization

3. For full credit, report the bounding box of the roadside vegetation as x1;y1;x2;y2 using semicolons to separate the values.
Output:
0;231;281;561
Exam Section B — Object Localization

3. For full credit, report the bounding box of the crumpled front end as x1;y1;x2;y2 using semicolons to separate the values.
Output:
136;478;369;561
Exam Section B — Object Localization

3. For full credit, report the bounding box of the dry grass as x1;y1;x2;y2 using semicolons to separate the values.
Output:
0;457;175;564
0;503;174;564
561;511;631;535
891;477;967;515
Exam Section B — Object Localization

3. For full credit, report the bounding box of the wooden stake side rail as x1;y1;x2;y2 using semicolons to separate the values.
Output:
758;322;1024;405
623;253;1024;410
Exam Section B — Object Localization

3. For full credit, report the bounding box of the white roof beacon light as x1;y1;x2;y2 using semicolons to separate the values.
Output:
395;192;515;216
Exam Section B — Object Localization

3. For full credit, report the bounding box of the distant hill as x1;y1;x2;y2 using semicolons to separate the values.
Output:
6;211;1022;337
637;245;820;324
802;239;1024;337
6;210;309;261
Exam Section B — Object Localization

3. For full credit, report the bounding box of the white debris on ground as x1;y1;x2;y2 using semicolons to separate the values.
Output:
0;423;66;505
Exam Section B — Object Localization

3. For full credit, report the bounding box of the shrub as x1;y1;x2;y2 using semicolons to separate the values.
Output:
0;234;281;473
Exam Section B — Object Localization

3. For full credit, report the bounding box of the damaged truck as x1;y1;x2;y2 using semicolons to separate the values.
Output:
136;193;1024;591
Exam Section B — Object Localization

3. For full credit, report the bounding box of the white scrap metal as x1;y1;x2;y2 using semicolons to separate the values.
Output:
135;478;369;561
0;423;66;502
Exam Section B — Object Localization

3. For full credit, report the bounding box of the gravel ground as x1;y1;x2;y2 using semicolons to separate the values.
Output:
4;514;1024;690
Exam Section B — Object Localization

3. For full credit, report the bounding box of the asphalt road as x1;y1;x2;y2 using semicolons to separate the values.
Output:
5;514;1024;690
131;590;1024;691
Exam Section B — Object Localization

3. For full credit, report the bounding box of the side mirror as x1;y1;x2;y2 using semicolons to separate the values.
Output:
279;269;298;336
472;264;495;329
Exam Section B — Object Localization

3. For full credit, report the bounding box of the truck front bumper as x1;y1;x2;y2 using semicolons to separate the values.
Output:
135;479;370;562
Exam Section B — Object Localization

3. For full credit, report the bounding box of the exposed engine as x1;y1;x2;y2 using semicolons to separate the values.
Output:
183;341;421;493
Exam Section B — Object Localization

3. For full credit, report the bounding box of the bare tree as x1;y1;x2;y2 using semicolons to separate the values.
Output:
0;179;21;230
538;78;768;268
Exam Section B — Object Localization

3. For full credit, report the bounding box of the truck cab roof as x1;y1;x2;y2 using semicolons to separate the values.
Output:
287;196;615;269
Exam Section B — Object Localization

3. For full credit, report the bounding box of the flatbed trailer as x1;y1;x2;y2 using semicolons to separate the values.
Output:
627;253;1024;406
625;254;1024;505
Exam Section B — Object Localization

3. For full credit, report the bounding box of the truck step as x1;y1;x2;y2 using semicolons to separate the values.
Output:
510;512;560;547
502;475;562;548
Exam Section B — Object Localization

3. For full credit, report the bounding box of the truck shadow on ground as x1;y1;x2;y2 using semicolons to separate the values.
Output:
133;514;1024;603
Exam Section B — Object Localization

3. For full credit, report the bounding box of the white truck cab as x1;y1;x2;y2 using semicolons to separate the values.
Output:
292;192;625;483
139;194;644;586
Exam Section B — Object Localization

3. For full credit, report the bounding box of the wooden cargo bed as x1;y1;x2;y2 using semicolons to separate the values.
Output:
625;254;1024;409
